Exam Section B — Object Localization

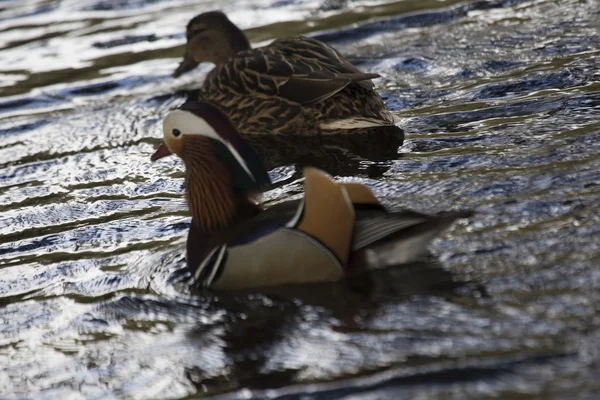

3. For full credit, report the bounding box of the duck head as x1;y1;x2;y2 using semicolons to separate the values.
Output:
151;101;271;231
173;11;251;77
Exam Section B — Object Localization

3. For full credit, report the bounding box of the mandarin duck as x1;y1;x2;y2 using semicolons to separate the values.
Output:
151;100;470;291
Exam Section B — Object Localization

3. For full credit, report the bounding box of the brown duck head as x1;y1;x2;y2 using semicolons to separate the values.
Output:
173;11;251;77
151;101;271;232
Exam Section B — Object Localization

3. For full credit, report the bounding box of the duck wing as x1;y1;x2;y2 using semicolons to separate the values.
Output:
349;208;472;270
204;36;380;106
268;36;378;91
352;209;472;251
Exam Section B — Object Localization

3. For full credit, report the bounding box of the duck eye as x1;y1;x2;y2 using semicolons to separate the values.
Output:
172;128;181;137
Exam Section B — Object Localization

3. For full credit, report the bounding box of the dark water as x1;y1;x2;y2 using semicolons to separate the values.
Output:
1;0;600;398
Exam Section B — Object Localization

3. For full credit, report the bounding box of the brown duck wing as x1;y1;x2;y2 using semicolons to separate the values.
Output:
276;70;380;105
204;36;380;105
269;36;377;90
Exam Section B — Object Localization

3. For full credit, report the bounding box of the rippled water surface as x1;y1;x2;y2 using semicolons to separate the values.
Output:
1;0;600;398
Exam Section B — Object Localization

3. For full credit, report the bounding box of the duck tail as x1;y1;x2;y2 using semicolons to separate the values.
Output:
349;209;472;271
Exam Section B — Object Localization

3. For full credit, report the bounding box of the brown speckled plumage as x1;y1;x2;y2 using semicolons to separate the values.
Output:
175;12;399;136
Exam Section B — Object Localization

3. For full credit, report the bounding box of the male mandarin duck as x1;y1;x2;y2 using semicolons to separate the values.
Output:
172;11;403;138
151;100;470;291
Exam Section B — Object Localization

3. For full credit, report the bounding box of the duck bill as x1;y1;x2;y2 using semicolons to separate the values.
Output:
173;53;198;77
151;142;173;161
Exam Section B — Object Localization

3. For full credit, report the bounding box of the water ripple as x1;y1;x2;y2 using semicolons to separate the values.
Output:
1;0;600;398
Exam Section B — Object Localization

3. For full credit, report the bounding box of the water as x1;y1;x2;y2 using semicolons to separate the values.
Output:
1;0;599;398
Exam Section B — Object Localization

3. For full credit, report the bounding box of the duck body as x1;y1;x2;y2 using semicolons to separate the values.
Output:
187;193;470;291
151;101;470;292
198;36;398;136
175;11;401;137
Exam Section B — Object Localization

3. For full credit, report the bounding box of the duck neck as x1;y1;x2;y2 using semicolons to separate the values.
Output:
182;141;259;235
227;27;251;54
210;27;251;64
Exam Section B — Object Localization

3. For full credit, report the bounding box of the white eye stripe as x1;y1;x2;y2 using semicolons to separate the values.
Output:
163;110;220;141
162;110;255;182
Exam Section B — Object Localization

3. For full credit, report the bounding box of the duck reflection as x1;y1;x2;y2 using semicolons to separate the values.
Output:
182;260;485;395
243;125;404;178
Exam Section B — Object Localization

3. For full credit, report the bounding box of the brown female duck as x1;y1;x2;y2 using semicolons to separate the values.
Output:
151;100;469;291
172;11;402;137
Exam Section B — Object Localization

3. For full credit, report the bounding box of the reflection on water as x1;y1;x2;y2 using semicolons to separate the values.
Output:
1;0;600;398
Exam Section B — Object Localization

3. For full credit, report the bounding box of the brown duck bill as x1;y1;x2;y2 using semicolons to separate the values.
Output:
173;53;199;78
151;142;173;161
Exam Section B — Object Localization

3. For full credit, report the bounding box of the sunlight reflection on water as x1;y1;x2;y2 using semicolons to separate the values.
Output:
1;0;600;398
